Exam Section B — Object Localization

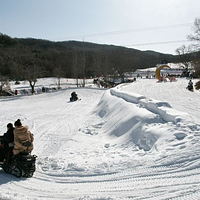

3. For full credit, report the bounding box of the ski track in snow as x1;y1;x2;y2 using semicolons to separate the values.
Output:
0;78;200;200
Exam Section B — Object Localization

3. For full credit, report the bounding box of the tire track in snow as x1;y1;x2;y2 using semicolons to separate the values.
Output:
1;163;200;199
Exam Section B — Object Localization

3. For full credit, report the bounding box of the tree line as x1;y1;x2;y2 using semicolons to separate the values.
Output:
0;34;175;93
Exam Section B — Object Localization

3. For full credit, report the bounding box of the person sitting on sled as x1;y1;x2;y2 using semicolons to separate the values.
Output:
13;119;34;155
70;91;78;102
0;123;15;166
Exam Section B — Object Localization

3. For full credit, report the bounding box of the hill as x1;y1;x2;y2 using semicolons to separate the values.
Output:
0;33;177;81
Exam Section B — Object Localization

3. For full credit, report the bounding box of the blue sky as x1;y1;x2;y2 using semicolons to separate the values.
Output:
1;0;200;54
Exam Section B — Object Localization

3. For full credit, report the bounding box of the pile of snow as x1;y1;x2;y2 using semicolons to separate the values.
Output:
94;86;198;152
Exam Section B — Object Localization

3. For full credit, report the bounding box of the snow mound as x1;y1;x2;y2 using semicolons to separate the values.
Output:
94;87;198;152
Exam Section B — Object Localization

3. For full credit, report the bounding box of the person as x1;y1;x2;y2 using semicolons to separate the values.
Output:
187;79;193;91
188;79;193;86
70;92;78;102
13;119;34;155
0;123;15;165
42;86;46;92
0;123;14;144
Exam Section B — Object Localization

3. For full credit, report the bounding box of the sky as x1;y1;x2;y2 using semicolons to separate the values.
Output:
0;0;200;55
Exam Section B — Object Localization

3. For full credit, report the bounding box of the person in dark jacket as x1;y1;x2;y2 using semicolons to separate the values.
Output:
187;79;194;91
0;123;14;144
70;92;78;102
0;123;14;165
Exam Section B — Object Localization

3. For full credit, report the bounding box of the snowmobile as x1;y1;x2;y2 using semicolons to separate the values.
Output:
186;84;194;91
0;139;37;178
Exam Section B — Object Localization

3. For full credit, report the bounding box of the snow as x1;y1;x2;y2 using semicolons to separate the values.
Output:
0;77;200;200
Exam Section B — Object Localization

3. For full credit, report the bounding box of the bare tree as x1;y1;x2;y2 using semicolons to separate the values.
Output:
102;54;110;80
54;66;65;89
25;61;41;94
71;49;80;87
110;48;133;83
92;51;104;77
79;49;87;87
175;45;193;71
0;76;6;92
0;76;11;95
15;47;44;94
187;18;200;79
71;48;89;87
188;18;200;44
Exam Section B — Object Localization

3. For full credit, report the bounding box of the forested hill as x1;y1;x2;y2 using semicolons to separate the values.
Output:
19;38;175;59
0;33;177;80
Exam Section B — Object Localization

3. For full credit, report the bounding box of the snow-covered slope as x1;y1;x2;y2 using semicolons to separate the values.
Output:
0;78;200;200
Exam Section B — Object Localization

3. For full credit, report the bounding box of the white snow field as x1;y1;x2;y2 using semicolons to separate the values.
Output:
0;77;200;200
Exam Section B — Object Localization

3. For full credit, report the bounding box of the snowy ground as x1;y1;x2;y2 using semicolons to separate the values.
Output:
0;77;200;200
